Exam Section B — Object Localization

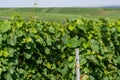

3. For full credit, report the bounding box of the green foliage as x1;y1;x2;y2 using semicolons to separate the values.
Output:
0;16;120;79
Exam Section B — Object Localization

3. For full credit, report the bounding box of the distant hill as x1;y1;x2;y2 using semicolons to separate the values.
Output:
103;5;120;8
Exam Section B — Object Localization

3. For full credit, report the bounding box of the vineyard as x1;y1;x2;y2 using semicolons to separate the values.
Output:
0;8;120;21
0;16;120;80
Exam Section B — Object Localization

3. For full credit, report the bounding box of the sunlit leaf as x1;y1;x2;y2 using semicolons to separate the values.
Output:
5;72;12;80
67;36;82;48
29;27;38;33
18;68;24;74
81;58;87;65
68;56;74;62
0;68;2;75
97;55;103;61
68;25;75;31
0;21;11;33
76;19;83;25
24;52;32;59
7;33;17;46
90;39;99;53
2;51;9;57
116;26;120;32
45;47;50;55
0;35;2;45
68;62;74;68
47;62;51;69
48;26;55;33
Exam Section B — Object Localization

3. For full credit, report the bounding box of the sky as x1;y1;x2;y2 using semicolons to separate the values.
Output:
0;0;120;7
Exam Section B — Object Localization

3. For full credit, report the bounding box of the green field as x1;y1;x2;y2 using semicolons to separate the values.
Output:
0;8;120;21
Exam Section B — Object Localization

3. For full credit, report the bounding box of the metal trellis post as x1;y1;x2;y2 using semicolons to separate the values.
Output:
75;48;80;80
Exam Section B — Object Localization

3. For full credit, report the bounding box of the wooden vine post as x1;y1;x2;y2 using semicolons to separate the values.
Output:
32;0;38;17
75;48;80;80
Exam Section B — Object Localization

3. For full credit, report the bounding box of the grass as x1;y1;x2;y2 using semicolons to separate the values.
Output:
0;8;120;21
